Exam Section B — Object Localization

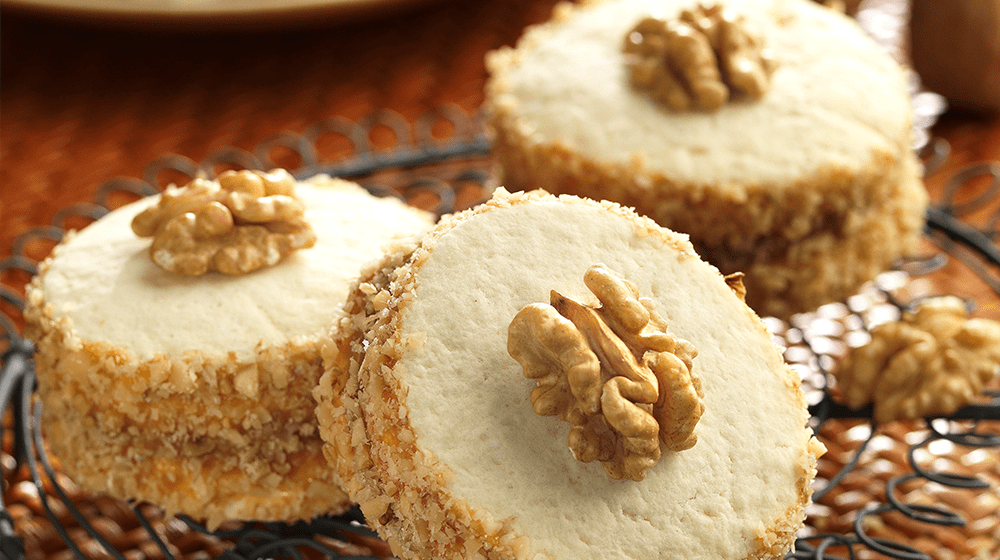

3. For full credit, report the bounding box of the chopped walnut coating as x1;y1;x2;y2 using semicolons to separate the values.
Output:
724;272;747;302
835;296;1000;423
623;5;775;112
131;169;316;276
508;263;703;481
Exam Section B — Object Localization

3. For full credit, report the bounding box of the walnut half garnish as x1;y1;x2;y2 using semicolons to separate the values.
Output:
131;169;316;276
622;4;776;112
834;296;1000;424
507;263;703;481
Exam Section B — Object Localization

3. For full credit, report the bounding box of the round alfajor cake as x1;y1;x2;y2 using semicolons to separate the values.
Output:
316;189;824;560
24;170;435;529
485;0;928;319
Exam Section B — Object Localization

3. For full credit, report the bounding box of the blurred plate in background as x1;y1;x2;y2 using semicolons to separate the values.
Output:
0;0;440;25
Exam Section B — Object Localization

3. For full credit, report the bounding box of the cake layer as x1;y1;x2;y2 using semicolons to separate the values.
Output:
487;0;914;188
25;174;435;526
43;379;344;529
322;190;823;560
486;0;927;318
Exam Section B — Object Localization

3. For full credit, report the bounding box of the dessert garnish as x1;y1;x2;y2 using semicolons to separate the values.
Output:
724;271;747;302
131;169;316;276
507;263;703;481
834;296;1000;423
622;4;776;111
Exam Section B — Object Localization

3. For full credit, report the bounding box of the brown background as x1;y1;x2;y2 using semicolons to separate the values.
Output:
0;0;561;259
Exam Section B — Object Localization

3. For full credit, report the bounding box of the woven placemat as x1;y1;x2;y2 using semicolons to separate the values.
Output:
769;291;1000;560
812;418;1000;558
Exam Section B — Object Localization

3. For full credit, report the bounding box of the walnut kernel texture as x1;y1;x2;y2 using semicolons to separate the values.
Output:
131;169;317;276
507;263;703;481
623;4;775;112
835;296;1000;423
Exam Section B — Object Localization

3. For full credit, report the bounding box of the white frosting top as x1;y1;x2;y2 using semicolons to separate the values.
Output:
491;0;913;187
40;177;434;359
397;198;811;559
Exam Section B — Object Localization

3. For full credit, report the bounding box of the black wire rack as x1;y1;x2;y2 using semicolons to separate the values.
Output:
781;141;1000;560
1;106;998;560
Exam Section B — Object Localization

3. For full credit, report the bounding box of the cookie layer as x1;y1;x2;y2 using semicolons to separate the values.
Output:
25;175;435;528
486;0;927;317
319;190;823;560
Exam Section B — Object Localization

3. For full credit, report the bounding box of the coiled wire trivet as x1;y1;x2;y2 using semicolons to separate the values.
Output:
1;108;998;560
787;142;1000;560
